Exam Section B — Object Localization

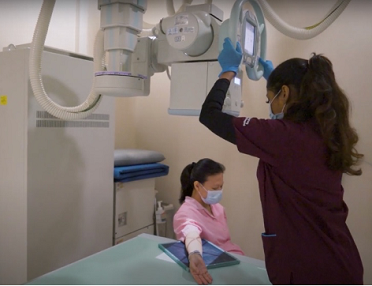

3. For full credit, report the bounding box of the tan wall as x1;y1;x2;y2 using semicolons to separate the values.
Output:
115;0;372;283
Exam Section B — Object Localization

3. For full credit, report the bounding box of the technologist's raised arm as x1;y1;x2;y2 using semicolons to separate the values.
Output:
199;38;243;145
199;75;236;144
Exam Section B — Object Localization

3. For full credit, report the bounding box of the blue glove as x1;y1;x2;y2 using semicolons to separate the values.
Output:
218;37;242;77
258;57;274;80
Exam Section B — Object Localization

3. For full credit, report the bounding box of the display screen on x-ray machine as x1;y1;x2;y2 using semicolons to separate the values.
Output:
244;22;255;56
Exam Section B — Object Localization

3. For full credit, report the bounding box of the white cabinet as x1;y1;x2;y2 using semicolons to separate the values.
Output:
114;179;156;244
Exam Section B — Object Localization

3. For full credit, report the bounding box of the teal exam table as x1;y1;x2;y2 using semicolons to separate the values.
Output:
27;233;271;285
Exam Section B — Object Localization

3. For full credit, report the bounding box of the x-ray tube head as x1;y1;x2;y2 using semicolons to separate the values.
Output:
241;10;260;68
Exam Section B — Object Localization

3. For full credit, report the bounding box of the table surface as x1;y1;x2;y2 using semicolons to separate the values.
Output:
27;234;271;285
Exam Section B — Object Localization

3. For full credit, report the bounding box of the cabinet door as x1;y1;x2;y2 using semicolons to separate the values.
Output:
114;179;156;239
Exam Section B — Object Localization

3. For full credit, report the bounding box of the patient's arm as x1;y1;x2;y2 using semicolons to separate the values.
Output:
185;230;202;254
186;231;212;285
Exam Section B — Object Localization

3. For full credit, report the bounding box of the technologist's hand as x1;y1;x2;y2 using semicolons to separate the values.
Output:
218;37;243;77
258;57;274;80
189;253;213;285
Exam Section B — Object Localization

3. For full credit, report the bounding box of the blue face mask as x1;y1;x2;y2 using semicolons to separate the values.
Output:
269;90;286;120
199;185;223;205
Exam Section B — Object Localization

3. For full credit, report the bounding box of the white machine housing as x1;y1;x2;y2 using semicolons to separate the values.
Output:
154;4;243;116
0;45;115;284
169;61;243;116
95;0;151;97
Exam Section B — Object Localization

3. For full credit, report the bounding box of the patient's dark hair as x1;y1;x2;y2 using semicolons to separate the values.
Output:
179;158;225;204
267;53;363;175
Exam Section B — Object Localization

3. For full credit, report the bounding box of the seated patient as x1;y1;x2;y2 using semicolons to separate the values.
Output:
173;158;244;284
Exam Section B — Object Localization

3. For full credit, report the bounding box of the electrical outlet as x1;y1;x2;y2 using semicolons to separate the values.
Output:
118;212;127;227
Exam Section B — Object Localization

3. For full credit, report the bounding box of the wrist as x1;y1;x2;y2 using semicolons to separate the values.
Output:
188;250;202;258
219;71;235;81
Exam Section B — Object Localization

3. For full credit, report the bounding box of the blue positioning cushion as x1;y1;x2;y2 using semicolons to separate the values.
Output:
114;163;169;183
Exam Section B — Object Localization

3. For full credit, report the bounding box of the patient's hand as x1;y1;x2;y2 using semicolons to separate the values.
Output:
188;253;213;285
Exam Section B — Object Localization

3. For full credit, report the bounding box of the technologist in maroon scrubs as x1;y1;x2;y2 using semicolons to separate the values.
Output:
199;37;364;284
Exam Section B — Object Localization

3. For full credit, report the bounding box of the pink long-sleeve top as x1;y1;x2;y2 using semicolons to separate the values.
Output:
173;196;244;255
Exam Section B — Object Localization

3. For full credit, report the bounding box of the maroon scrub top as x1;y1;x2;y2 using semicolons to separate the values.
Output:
233;117;363;284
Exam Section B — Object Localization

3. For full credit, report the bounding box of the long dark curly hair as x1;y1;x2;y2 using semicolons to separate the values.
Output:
267;53;363;175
